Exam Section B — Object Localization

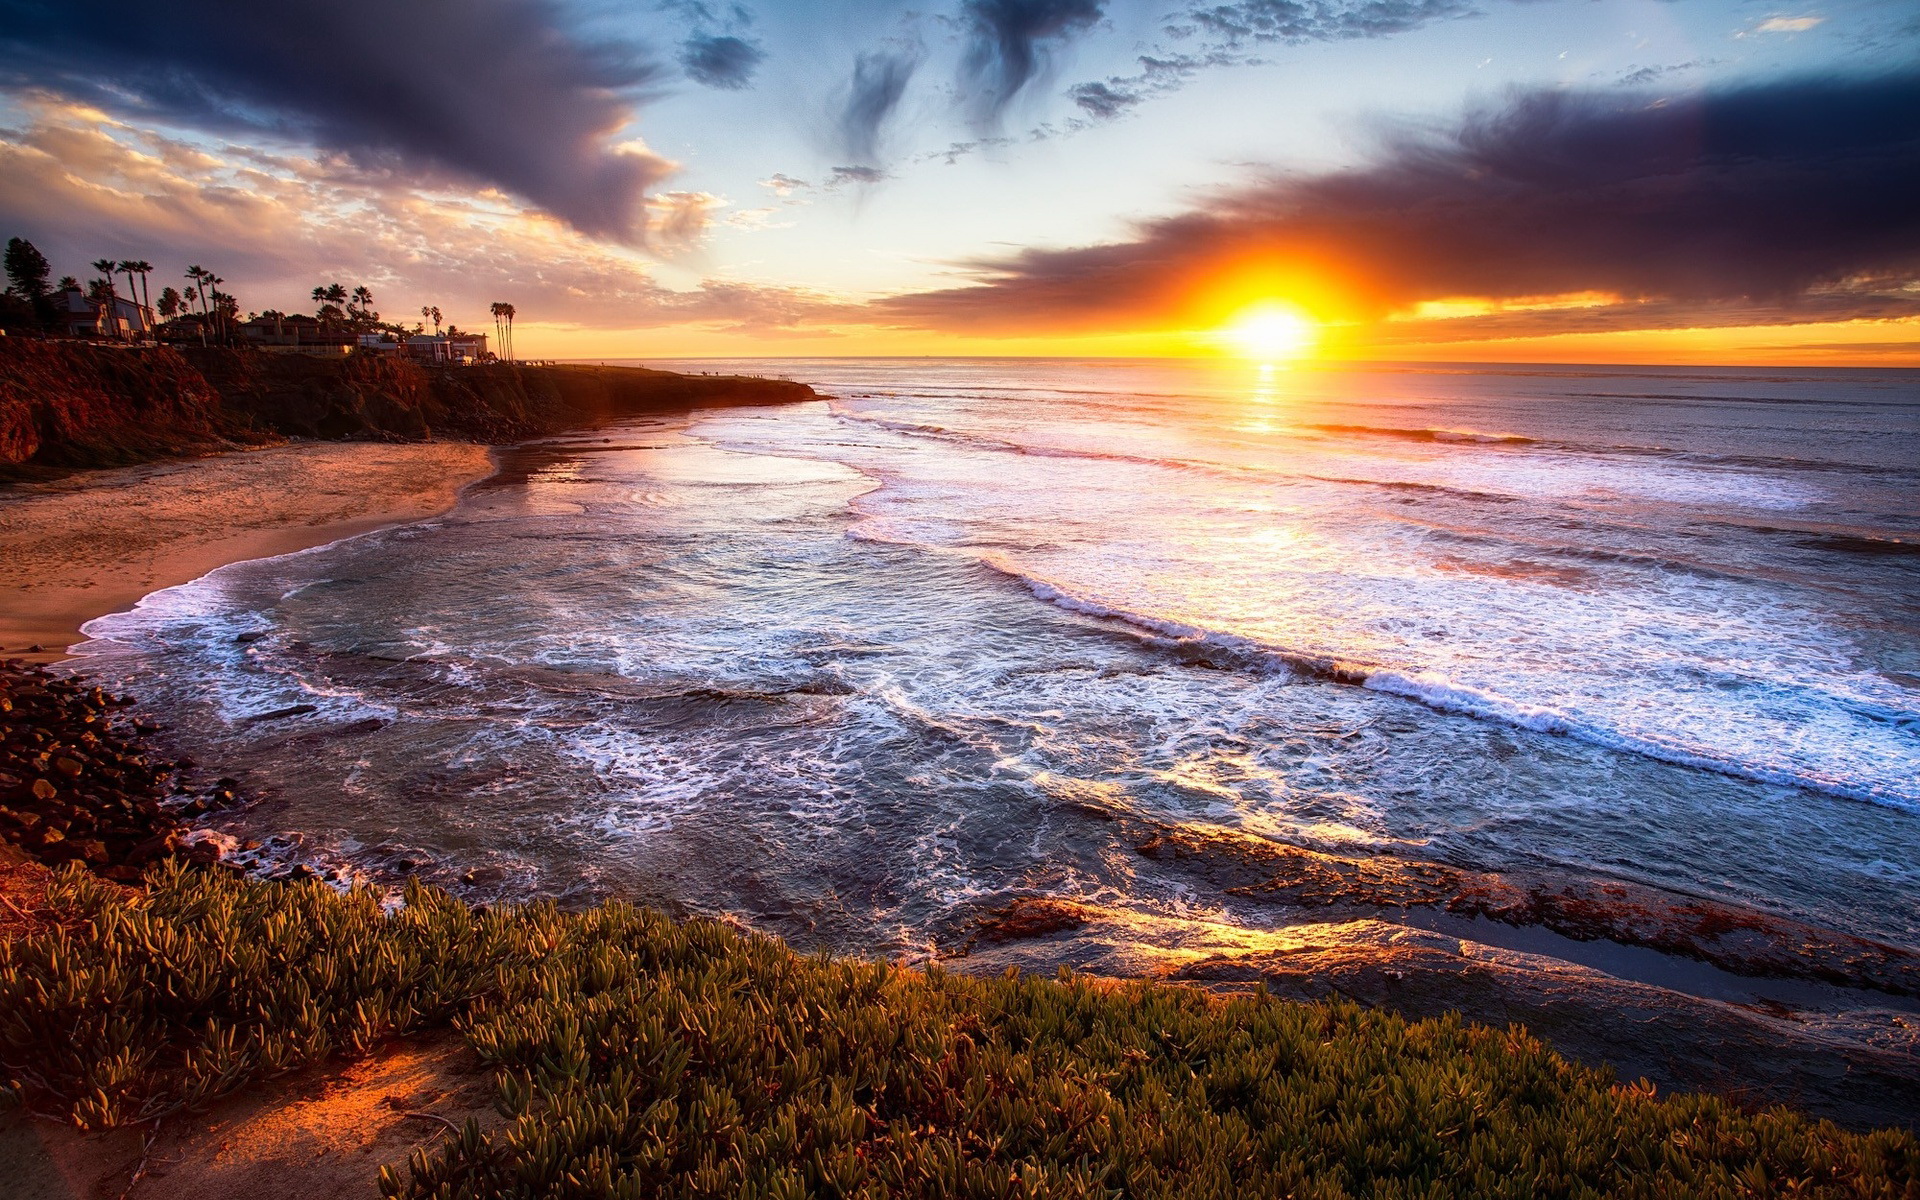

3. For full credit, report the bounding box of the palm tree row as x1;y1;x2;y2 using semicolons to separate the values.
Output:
183;264;236;345
490;301;517;362
5;233;523;357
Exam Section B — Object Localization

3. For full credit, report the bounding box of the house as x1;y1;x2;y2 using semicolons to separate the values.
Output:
239;313;354;354
57;287;154;339
403;332;489;364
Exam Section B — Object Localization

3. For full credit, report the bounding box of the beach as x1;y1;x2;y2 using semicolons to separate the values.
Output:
0;441;495;659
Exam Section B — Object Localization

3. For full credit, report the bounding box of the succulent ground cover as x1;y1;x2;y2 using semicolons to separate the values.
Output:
2;863;1914;1198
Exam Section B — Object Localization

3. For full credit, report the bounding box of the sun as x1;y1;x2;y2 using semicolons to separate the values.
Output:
1223;303;1319;362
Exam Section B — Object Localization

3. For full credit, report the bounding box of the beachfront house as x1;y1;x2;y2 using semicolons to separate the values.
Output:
239;313;356;355
403;332;489;364
57;286;155;340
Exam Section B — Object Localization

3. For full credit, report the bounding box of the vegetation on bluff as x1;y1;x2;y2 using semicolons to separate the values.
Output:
2;863;1913;1198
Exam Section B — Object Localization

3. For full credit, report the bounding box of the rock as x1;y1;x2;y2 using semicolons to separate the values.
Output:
2;661;189;877
244;704;317;722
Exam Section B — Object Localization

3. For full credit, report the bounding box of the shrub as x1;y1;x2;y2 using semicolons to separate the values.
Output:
2;864;1914;1197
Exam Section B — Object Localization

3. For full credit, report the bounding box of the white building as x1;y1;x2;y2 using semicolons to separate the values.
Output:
56;287;154;340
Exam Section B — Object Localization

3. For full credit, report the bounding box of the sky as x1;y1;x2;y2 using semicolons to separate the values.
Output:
1;0;1916;362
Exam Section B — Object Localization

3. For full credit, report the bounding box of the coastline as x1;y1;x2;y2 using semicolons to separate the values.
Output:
0;400;1917;1192
5;405;1913;1135
0;441;496;660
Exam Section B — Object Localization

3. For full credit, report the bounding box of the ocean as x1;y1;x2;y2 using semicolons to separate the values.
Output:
75;358;1920;965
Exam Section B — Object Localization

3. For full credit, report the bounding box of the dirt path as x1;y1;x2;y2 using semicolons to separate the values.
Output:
0;1036;500;1200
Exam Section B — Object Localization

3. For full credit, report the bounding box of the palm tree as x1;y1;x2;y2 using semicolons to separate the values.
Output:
186;267;211;318
501;303;515;361
490;302;506;359
158;286;181;320
325;282;348;313
130;260;154;330
207;275;227;342
352;285;373;318
430;306;442;336
91;259;120;337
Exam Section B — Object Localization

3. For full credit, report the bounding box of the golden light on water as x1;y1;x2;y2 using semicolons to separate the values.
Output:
1223;303;1319;363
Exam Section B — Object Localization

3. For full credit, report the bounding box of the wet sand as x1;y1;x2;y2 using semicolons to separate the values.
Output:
0;442;495;660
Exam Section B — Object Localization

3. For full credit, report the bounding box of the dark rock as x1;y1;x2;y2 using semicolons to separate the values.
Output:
244;704;318;722
1;660;189;877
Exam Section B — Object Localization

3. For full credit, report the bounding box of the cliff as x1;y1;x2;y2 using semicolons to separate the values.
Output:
0;341;815;474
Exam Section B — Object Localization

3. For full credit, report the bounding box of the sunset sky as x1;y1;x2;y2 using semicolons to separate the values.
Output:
2;0;1916;362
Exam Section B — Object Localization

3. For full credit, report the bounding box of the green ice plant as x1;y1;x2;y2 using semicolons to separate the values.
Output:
2;863;1914;1198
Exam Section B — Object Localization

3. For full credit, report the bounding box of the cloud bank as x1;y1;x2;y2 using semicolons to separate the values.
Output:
0;0;668;241
0;96;842;334
877;72;1920;335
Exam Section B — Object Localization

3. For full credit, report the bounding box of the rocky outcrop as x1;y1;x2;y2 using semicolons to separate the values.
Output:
0;342;817;474
0;660;239;882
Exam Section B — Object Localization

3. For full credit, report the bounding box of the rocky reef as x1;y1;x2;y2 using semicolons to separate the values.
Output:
0;660;243;881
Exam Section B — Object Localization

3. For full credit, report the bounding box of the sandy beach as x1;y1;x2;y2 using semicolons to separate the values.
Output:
0;442;495;659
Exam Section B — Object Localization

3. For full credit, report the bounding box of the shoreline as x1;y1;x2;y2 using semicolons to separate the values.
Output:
0;440;497;661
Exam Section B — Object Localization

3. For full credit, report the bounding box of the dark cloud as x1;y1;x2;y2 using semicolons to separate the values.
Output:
1617;60;1706;87
828;164;890;187
1067;80;1141;119
874;73;1920;334
1185;0;1481;43
679;33;765;88
961;0;1105;121
839;46;924;161
0;0;666;241
1048;0;1495;138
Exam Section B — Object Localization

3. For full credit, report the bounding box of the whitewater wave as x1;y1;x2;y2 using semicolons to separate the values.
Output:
946;556;1920;812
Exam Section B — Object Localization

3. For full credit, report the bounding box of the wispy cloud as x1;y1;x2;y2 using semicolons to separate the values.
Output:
1185;0;1481;44
960;0;1106;122
1052;0;1508;136
1067;80;1142;118
839;43;925;161
827;164;890;187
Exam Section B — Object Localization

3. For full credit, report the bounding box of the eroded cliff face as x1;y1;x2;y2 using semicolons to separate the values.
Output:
0;341;263;468
0;342;815;473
